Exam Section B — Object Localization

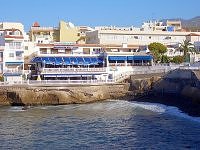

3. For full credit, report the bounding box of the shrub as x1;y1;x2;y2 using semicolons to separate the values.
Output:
171;56;184;64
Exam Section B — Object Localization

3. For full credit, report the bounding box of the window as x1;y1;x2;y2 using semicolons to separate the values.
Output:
9;53;14;57
134;36;139;39
16;51;23;57
14;31;20;35
9;42;21;49
165;36;172;40
25;46;28;50
149;36;152;39
16;42;21;48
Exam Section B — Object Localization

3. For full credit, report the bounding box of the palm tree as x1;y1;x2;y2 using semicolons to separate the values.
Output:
179;40;196;56
179;40;197;62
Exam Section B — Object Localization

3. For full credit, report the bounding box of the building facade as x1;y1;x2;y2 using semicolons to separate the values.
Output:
0;29;24;83
86;27;193;46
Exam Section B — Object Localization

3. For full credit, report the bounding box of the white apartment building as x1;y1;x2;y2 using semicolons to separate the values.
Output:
0;22;25;34
0;29;24;83
86;23;200;48
86;27;194;46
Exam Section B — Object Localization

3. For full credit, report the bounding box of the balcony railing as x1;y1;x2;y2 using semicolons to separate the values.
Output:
41;67;107;74
3;69;23;74
8;46;23;49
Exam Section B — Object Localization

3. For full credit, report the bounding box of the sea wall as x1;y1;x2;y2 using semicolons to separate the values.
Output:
152;69;200;101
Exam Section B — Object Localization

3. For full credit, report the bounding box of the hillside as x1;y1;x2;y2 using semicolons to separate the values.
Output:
163;16;200;31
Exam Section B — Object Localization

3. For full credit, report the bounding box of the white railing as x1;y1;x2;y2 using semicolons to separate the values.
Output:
179;66;200;70
3;69;23;74
113;65;182;82
42;67;107;74
9;46;23;49
114;68;167;82
0;79;115;86
28;79;114;85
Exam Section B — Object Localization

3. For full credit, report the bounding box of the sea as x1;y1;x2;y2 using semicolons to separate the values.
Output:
0;100;200;149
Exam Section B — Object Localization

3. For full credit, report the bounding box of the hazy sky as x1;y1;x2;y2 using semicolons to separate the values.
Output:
0;0;199;30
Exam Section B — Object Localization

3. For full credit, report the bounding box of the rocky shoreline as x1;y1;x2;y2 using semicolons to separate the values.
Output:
0;83;131;106
1;69;200;118
132;93;200;117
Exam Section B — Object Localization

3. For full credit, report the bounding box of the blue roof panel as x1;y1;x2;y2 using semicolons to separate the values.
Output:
127;56;152;60
108;56;127;61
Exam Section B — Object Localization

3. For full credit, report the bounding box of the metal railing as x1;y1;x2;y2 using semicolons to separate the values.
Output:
28;79;114;85
3;69;23;74
42;67;107;74
113;65;181;82
114;68;167;82
0;79;115;86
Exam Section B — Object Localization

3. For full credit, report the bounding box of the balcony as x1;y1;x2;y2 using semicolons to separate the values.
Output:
8;46;23;49
3;69;23;74
41;67;106;74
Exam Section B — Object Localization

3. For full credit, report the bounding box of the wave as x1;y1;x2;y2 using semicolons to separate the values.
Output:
14;100;200;123
8;106;27;112
130;101;200;123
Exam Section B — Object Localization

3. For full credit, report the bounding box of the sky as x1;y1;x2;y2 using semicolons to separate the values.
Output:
0;0;199;31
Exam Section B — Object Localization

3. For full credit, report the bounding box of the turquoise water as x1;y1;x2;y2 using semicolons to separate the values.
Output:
0;100;200;149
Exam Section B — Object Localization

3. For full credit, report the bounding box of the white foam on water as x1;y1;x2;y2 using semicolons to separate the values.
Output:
131;102;166;113
8;106;26;112
106;100;200;123
130;101;200;123
164;105;200;123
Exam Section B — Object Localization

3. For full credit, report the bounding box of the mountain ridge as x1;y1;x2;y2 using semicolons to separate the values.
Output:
162;16;200;31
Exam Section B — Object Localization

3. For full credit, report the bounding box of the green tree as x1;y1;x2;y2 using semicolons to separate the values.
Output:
171;56;184;64
180;40;195;56
148;42;167;62
179;40;197;62
161;55;170;63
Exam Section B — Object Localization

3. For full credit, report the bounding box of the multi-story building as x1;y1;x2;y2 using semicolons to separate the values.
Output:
166;20;182;31
86;25;200;47
0;22;25;33
0;29;24;83
29;22;57;43
29;42;152;81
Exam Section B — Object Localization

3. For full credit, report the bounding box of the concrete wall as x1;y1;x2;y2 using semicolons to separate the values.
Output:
59;21;80;42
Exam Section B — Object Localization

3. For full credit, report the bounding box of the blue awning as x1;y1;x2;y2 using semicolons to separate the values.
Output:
83;57;91;65
41;57;51;64
49;57;56;64
127;56;153;61
108;56;127;61
90;57;99;65
77;57;84;65
31;56;104;65
63;57;70;65
55;57;63;65
70;57;78;65
97;57;103;63
31;57;41;63
5;62;23;65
